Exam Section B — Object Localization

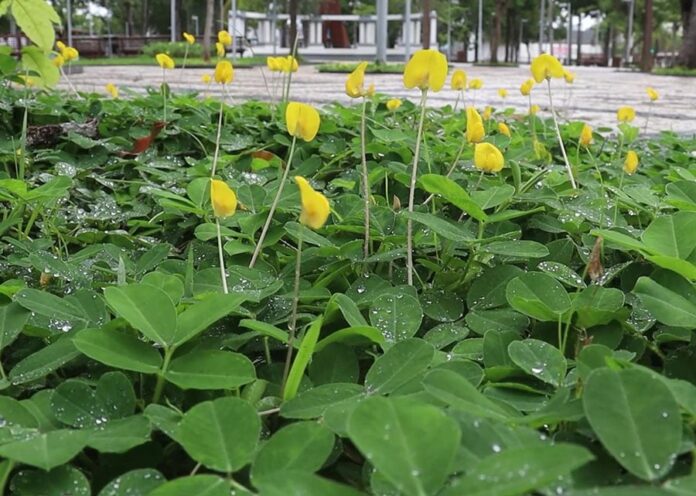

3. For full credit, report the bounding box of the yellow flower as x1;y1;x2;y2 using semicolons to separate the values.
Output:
466;106;485;144
468;78;483;90
530;53;564;83
156;53;175;69
366;83;376;97
646;87;659;102
218;30;232;46
286;102;321;142
617;106;636;123
451;69;467;90
482;106;493;121
266;56;280;71
624;151;639;175
474;142;505;173
52;54;65;68
345;61;369;98
295;176;330;229
403;48;448;92
56;41;66;52
387;98;402;111
530;104;541;115
201;73;212;84
579;124;593;146
498;122;511;137
216;42;225;58
63;46;79;62
281;55;299;73
214;60;234;84
105;83;119;98
498;88;508;99
210;179;238;218
183;32;195;45
563;69;575;83
520;78;535;96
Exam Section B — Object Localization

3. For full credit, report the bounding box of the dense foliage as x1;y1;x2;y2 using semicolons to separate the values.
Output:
1;79;696;496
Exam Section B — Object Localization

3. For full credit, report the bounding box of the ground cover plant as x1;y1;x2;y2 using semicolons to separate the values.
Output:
2;23;696;496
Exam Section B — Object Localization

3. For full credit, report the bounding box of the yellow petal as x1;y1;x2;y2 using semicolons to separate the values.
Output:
579;124;593;146
56;41;66;53
468;78;483;90
210;179;238;218
345;61;368;98
285;102;321;142
201;73;212;84
183;32;195;44
403;49;448;92
474;142;505;173
563;69;575;83
451;69;467;90
156;53;175;69
295;176;330;229
617;106;636;122
530;54;564;83
105;83;119;98
498;88;508;98
387;98;402;111
466;107;485;144
63;46;79;61
520;78;535;96
52;54;65;68
216;42;225;57
646;87;659;101
624;151;639;174
498;122;511;137
218;30;232;46
214;60;234;84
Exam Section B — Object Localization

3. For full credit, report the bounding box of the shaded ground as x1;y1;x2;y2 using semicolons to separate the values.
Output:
60;63;696;134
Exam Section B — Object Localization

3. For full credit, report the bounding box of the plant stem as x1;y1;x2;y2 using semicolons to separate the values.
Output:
424;136;467;205
612;170;625;226
281;232;303;395
151;346;174;404
453;90;461;112
360;97;370;259
0;460;14;494
216;219;229;294
249;135;297;268
644;101;652;134
162;69;167;122
406;90;429;286
182;45;189;71
210;97;225;177
60;65;80;98
546;79;577;189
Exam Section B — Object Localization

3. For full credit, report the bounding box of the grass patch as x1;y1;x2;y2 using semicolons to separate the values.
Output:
316;62;405;74
76;55;266;68
652;66;696;77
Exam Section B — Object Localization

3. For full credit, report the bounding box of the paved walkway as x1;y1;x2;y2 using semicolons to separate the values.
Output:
62;63;696;135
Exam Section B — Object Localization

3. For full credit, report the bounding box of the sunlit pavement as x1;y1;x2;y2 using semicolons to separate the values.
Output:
62;63;696;135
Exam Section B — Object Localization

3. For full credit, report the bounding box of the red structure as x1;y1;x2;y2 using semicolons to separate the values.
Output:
320;0;350;48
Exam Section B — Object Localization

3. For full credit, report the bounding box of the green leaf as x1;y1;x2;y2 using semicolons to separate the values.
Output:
641;212;696;259
9;337;80;385
325;293;368;327
422;369;515;421
254;471;364;496
98;469;165;496
347;396;461;496
369;294;423;343
365;338;434;395
583;367;682;480
12;0;60;50
280;383;365;419
73;327;163;374
403;211;474;243
419;174;487;222
148;475;229;496
0;429;88;470
441;443;594;496
251;422;335;483
15;288;86;323
284;316;323;401
468;265;524;309
508;339;567;387
0;302;30;351
11;465;90;496
483;240;550;258
537;261;586;288
165;350;256;390
87;415;152;453
20;46;60;87
177;397;260;473
314;326;385;352
633;275;696;328
173;293;247;346
505;272;571;321
104;284;178;346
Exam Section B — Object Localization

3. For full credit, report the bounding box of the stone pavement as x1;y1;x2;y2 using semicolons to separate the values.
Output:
61;63;696;135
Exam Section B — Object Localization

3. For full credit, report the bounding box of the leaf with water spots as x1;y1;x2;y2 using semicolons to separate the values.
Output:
369;293;422;343
508;339;567;387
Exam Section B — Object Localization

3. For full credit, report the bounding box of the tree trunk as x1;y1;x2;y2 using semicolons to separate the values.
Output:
641;0;654;71
423;0;431;49
203;0;214;61
490;0;505;62
141;0;149;35
289;0;299;53
576;13;582;65
679;0;696;67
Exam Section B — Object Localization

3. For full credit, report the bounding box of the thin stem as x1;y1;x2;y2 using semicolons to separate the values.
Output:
528;93;536;138
424;136;467;205
644;101;652;134
210;97;225;177
474;170;485;190
151;346;175;404
281;232;303;395
406;89;429;286
182;45;189;71
216;219;228;294
587;147;607;229
453;90;461;112
557;314;564;353
360;97;370;259
546;79;577;189
162;69;167;122
613;170;625;226
249;135;298;267
59;65;80;98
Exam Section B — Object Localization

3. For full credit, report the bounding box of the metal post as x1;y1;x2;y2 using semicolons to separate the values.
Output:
192;15;199;36
539;0;544;53
272;2;277;55
67;0;73;47
231;0;237;60
477;0;483;61
404;0;411;61
567;5;572;64
518;19;526;63
170;0;176;42
376;0;387;63
447;0;452;60
548;0;554;54
624;0;635;66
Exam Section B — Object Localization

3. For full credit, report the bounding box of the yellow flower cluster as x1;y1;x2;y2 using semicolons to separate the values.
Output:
266;56;299;73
